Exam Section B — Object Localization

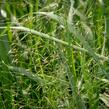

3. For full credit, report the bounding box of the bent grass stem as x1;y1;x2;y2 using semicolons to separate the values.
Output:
0;26;109;61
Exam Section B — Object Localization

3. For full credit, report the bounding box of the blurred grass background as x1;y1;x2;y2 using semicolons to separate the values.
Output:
0;0;109;109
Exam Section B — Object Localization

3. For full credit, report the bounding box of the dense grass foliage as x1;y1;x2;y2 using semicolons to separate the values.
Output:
0;0;109;109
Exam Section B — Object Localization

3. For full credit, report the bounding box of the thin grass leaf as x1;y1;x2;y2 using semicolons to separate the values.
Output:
40;3;58;11
81;22;93;41
100;93;109;107
36;12;64;25
0;30;10;63
20;11;65;26
7;65;45;86
99;0;109;37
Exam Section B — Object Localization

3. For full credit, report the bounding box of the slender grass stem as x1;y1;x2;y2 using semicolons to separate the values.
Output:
101;20;106;64
101;34;106;56
0;26;109;61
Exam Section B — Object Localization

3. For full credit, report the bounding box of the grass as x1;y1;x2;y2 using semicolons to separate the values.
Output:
0;0;109;109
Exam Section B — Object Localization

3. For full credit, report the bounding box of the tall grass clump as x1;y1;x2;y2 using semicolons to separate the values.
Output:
0;0;109;109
